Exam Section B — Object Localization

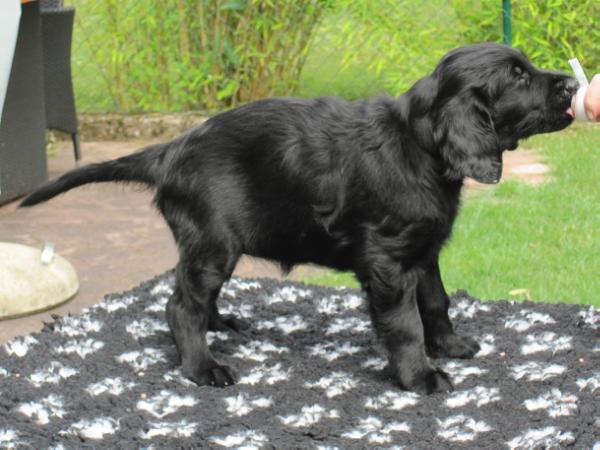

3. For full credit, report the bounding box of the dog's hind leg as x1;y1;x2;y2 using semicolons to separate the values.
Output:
166;237;240;387
417;258;480;359
207;303;249;333
204;262;247;333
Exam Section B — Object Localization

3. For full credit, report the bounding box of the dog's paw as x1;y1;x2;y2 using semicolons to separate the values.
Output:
398;366;454;395
185;365;237;388
426;333;480;359
208;314;249;333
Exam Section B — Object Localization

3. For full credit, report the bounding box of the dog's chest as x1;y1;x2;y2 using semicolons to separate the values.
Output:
345;182;460;257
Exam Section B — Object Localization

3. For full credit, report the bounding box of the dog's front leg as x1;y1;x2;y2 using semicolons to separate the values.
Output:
360;259;453;394
417;258;480;359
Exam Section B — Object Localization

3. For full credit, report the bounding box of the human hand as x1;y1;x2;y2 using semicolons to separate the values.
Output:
583;74;600;121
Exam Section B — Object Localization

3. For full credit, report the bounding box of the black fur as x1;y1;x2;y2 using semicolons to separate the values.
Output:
21;44;577;394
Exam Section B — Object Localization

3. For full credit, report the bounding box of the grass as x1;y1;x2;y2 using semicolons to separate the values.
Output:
300;125;600;307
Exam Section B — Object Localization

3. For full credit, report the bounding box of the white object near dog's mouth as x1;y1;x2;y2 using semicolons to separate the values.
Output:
568;58;589;121
568;58;589;88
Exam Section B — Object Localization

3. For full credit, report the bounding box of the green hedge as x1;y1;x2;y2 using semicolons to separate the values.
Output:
73;0;327;112
453;0;599;77
71;0;599;112
300;0;599;100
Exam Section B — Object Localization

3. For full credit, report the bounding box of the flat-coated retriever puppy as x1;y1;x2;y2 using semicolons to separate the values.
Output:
21;43;577;394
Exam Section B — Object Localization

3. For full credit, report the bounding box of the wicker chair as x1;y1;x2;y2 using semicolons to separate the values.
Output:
40;0;81;161
0;2;47;205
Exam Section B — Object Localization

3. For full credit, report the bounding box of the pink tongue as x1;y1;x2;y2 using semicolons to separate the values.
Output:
566;107;574;118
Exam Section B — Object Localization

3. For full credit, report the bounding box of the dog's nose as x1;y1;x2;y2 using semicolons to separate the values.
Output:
563;77;579;97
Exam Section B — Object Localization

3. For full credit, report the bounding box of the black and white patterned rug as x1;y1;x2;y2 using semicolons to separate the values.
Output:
0;272;598;449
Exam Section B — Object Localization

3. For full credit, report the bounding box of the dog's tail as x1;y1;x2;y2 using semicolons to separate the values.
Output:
20;143;167;207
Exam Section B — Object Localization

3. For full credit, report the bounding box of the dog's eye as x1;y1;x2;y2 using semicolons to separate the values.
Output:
512;66;523;77
511;66;530;86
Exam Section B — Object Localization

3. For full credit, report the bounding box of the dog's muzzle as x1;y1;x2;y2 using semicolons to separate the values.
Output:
470;161;502;184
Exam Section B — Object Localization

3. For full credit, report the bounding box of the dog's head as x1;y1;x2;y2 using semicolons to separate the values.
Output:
409;43;577;184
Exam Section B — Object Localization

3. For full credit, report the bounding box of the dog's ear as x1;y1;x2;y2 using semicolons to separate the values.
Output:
435;87;503;184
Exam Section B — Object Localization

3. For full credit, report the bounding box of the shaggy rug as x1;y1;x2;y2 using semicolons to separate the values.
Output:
0;272;598;449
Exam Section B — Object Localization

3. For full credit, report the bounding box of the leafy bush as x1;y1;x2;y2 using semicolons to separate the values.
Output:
299;0;461;99
452;0;600;75
74;0;327;112
72;0;599;112
300;0;599;100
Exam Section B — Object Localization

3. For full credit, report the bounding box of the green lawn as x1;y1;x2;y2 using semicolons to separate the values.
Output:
300;125;600;307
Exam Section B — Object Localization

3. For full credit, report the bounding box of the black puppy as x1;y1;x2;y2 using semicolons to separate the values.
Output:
21;43;577;394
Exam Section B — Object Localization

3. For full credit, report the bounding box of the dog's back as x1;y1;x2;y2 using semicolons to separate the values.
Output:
153;97;367;268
